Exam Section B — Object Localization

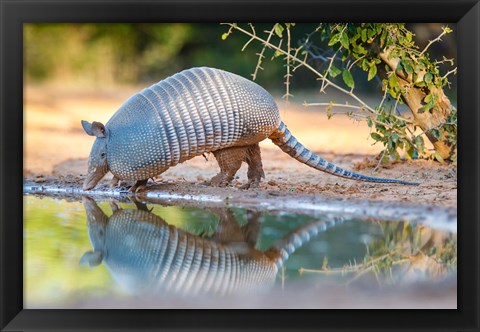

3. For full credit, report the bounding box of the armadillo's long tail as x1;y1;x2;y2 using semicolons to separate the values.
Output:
270;122;419;185
270;217;346;269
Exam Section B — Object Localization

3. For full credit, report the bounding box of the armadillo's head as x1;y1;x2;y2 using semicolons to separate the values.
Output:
80;196;108;267
81;120;109;190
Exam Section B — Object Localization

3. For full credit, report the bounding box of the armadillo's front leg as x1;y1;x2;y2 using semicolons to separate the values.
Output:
110;176;121;189
240;143;265;189
210;147;247;187
109;201;120;212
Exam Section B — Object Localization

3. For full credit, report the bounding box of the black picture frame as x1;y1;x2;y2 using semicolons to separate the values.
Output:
1;0;479;331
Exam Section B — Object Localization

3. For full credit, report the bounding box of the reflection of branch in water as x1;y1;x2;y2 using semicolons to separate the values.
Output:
299;222;456;287
80;196;346;297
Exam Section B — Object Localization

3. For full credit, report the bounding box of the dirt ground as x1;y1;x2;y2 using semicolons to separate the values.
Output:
23;85;457;208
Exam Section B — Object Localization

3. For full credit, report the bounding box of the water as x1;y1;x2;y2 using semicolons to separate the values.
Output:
23;195;457;309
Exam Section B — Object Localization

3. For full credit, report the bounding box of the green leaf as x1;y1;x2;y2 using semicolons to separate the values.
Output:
414;135;425;153
424;72;433;84
406;144;415;158
328;33;341;46
340;32;349;49
274;23;284;38
391;132;399;143
361;59;369;71
432;152;444;163
396;61;403;73
406;32;412;42
415;80;426;88
415;62;426;71
353;44;367;54
361;29;367;42
342;69;355;89
380;29;388;47
389;74;399;92
376;124;386;134
442;26;452;34
367;64;377;81
422;93;435;112
371;132;382;141
430;128;441;139
389;147;399;159
403;61;413;75
329;64;341;78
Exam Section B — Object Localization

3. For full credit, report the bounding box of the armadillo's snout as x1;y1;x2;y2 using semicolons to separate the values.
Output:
83;175;99;190
83;157;108;191
83;168;106;191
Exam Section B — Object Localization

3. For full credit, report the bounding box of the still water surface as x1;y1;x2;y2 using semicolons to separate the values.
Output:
24;195;457;309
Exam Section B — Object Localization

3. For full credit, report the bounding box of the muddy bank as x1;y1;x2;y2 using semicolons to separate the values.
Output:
24;148;457;208
24;179;457;233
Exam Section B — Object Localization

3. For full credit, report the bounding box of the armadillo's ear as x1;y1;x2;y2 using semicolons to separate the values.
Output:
91;121;106;138
81;120;94;136
81;120;106;138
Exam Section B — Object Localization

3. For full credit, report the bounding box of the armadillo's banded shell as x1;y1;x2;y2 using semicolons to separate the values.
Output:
99;210;278;296
106;67;281;181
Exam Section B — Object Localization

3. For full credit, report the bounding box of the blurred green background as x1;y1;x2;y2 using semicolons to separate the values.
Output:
24;196;372;307
24;23;457;96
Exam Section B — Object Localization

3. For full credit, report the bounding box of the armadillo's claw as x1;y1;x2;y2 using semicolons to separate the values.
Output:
239;183;250;190
135;185;147;193
128;185;147;193
209;173;233;187
239;179;261;190
128;179;149;193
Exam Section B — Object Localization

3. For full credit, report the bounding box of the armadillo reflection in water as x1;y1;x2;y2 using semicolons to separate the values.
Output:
80;197;344;296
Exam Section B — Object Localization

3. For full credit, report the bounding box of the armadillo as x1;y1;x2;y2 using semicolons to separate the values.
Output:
81;67;418;191
80;197;344;296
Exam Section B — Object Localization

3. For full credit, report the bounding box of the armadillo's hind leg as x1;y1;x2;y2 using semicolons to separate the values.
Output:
210;146;247;187
240;143;265;189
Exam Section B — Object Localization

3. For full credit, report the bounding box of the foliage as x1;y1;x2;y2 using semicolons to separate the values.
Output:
357;221;457;286
24;23;311;89
24;23;196;85
223;23;457;163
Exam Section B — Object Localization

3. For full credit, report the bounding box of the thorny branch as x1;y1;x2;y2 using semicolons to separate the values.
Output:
252;25;276;81
419;27;450;57
283;24;293;100
320;50;339;93
223;23;387;118
223;23;454;161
